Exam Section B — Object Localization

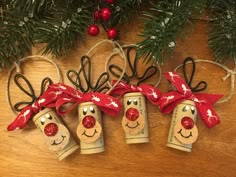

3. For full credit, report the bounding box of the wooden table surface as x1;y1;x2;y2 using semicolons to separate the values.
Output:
0;18;236;177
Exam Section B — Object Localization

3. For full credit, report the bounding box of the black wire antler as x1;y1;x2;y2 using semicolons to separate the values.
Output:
13;73;53;112
182;57;207;92
67;55;110;93
109;46;158;85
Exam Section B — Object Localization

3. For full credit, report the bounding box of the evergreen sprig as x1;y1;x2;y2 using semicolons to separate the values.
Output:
109;0;143;27
9;0;55;16
0;0;56;68
0;9;34;68
208;0;236;63
0;0;144;69
137;0;205;64
34;7;91;57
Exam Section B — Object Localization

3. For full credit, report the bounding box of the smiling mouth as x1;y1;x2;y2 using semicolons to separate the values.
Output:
52;135;66;146
126;122;140;129
178;129;192;138
82;129;98;137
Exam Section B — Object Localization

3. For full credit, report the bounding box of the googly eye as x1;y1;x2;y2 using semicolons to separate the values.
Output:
127;99;132;105
90;106;95;113
45;114;52;120
182;105;189;112
133;99;138;105
83;108;88;115
191;106;196;115
40;117;45;125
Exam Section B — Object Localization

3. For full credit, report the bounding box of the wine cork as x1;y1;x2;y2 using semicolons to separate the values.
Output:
166;100;198;152
77;102;104;154
122;92;149;144
33;108;79;161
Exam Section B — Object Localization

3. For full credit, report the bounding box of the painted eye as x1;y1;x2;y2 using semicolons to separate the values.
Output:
133;99;138;105
83;108;88;115
127;99;132;105
45;114;52;120
40;117;45;125
90;106;95;113
182;105;189;112
191;106;196;115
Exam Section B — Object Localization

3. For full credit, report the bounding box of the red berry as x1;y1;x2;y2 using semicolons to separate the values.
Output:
44;123;58;136
107;28;118;39
100;7;112;20
181;117;194;129
126;108;139;121
88;24;99;36
94;10;100;20
82;116;96;129
106;0;115;3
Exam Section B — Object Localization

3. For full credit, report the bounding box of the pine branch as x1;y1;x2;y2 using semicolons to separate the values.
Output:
0;0;59;69
0;0;90;69
0;9;34;68
108;0;144;27
208;0;236;63
34;6;91;57
9;0;55;16
137;0;205;64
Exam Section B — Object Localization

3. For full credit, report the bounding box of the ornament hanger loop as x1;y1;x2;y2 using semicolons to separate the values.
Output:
174;58;236;103
6;55;62;115
107;44;162;87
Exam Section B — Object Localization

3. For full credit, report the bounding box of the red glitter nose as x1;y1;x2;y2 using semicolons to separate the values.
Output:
44;123;58;136
181;117;194;129
82;116;96;129
126;108;139;121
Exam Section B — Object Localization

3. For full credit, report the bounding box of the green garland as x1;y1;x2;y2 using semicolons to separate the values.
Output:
208;0;236;63
0;0;235;69
0;0;143;69
137;0;205;64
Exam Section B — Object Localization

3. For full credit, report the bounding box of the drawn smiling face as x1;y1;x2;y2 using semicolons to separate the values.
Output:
77;103;102;143
35;113;70;152
173;103;198;145
122;95;145;135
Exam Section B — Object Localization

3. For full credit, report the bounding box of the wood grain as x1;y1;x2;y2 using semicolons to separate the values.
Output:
0;18;236;177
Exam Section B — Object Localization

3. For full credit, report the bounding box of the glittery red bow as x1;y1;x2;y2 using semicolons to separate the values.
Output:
110;81;162;105
159;72;223;128
55;84;122;117
7;83;66;131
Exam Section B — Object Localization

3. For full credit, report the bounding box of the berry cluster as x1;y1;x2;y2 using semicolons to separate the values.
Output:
87;0;118;39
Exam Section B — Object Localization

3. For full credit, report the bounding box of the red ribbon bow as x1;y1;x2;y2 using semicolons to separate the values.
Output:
7;84;66;131
110;81;162;105
55;84;122;117
159;72;223;128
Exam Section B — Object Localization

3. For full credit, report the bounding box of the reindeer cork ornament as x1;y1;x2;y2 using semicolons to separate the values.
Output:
108;45;162;144
6;56;79;160
159;57;223;152
56;40;126;154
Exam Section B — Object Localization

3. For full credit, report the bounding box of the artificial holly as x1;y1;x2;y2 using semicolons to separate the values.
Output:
87;0;119;39
107;28;118;39
106;0;115;4
88;24;100;36
94;10;100;20
100;7;112;21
